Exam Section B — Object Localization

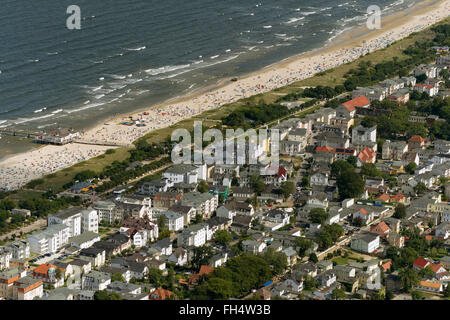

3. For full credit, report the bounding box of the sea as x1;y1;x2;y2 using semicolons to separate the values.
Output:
0;0;422;157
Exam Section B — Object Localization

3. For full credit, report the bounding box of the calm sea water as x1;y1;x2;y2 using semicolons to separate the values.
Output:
0;0;418;134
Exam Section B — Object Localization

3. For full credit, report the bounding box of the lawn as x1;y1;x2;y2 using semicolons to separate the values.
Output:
332;257;349;265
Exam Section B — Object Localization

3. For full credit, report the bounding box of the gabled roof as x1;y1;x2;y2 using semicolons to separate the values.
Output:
357;147;376;163
409;135;425;143
413;257;429;269
342;95;370;109
371;221;390;234
375;194;390;202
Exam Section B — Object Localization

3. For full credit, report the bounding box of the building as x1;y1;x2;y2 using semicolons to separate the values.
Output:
241;240;267;254
357;148;376;166
342;95;371;109
12;276;43;300
47;207;82;238
28;224;70;254
169;204;197;226
80;208;99;234
153;210;184;232
177;224;208;247
350;233;380;253
69;232;101;249
93;200;117;225
352;125;377;144
414;64;437;79
162;164;206;184
82;271;111;291
5;240;30;260
36;128;81;145
79;248;106;268
0;247;12;271
414;83;438;97
408;135;426;150
382;140;408;160
413;280;443;293
32;263;64;288
180;192;218;219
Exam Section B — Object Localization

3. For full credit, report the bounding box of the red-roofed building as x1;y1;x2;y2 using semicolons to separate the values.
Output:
149;287;175;300
389;193;407;204
357;147;376;166
342;96;371;109
413;257;430;270
32;263;64;288
414;83;438;96
375;193;390;203
408;135;425;150
316;146;334;153
370;221;391;237
185;265;215;287
352;208;374;224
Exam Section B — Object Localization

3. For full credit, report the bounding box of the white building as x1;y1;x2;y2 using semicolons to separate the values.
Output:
352;125;377;144
5;240;30;260
153;210;184;232
180;192;218;219
47;207;82;238
163;164;206;184
0;247;12;270
80;208;99;234
81;271;111;291
177;224;208;247
93;200;117;225
351;233;380;253
28;224;70;254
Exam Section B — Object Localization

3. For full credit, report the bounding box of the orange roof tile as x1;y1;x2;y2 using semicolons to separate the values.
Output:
418;280;441;289
408;135;425;143
342;95;370;109
33;263;58;276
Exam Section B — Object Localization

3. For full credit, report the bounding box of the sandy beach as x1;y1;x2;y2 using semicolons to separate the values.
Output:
1;0;449;190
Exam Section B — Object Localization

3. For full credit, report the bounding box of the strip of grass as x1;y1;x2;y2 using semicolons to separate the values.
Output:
25;147;131;192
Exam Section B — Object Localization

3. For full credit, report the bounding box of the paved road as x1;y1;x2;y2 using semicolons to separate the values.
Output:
0;218;46;241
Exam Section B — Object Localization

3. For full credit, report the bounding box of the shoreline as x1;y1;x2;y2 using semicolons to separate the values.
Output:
1;0;449;190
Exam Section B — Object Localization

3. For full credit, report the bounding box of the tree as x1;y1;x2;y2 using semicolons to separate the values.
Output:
336;168;365;199
419;265;434;279
444;284;450;298
399;268;419;292
385;290;394;300
214;230;232;246
332;288;347;300
300;176;310;188
111;273;125;282
331;160;354;177
197;180;209;193
294;237;313;257
147;268;164;287
414;182;427;195
393;204;406;219
193;277;234;300
94;290;123;300
411;290;424;300
405;162;417;174
250;175;265;194
309;253;318;263
280;181;295;199
157;215;166;230
353;216;365;227
191;246;214;270
361;163;381;177
346;156;358;167
309;208;329;224
303;275;318;290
